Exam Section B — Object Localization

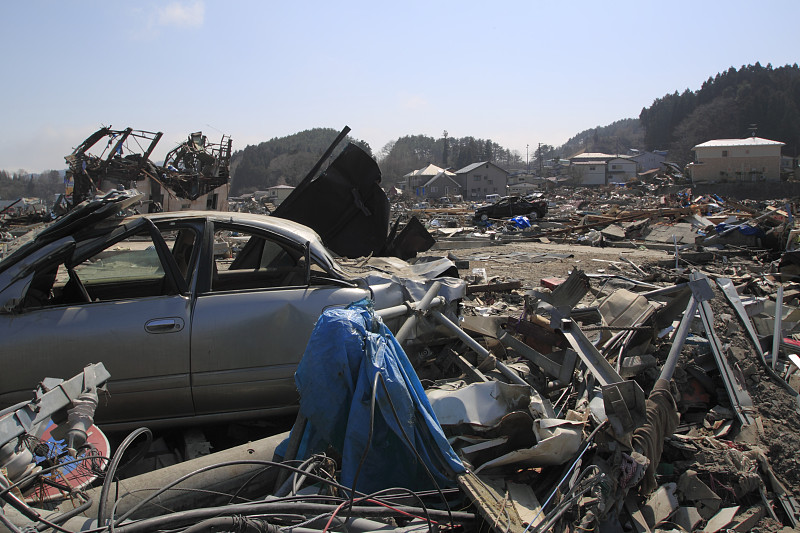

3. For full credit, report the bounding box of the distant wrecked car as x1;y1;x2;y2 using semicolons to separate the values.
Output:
472;195;548;224
0;191;462;430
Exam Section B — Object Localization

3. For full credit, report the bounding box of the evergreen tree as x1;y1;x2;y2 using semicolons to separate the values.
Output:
639;63;800;162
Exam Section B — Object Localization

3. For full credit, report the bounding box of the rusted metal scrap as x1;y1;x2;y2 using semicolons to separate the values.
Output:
161;131;232;201
65;127;162;206
65;127;231;210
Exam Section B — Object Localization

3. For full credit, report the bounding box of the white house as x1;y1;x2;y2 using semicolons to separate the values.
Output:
688;136;784;182
569;152;637;185
572;161;607;185
629;150;667;172
606;158;638;184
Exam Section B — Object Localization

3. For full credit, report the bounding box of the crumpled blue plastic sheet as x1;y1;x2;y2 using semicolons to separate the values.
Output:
510;215;531;229
714;222;765;238
286;299;465;493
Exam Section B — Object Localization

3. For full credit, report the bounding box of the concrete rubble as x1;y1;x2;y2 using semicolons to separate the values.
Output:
4;173;800;532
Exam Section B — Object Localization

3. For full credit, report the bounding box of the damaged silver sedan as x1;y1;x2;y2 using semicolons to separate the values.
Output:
0;191;462;430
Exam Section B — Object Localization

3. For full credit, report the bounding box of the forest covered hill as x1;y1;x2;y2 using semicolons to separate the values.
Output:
229;128;372;196
229;129;529;194
639;62;800;164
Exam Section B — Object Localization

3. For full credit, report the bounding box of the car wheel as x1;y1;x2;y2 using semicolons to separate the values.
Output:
527;211;538;220
481;214;488;221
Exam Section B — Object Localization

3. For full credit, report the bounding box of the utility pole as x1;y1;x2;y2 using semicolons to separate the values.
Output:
526;144;529;173
538;142;544;176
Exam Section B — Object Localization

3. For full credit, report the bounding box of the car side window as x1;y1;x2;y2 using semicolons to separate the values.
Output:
23;229;174;309
160;228;198;284
211;227;307;292
68;231;171;303
73;238;164;283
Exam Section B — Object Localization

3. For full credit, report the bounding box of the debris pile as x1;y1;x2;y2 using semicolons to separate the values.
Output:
410;187;797;263
6;253;800;532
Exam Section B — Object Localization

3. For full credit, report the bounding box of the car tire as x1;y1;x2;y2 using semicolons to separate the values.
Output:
481;214;488;221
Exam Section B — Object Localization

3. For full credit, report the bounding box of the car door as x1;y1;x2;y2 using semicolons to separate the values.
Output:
190;222;369;417
0;218;195;427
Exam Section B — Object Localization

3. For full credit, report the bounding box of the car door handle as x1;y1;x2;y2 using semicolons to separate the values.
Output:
145;318;185;333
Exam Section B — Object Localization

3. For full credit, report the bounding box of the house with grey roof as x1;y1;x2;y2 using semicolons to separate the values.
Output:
404;164;460;199
629;149;667;173
454;161;509;200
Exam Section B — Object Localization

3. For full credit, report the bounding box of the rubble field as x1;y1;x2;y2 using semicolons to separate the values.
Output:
8;172;800;532
420;227;800;533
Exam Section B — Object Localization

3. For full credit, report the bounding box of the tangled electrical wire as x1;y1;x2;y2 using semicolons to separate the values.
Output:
3;434;107;504
1;343;482;532
1;390;472;533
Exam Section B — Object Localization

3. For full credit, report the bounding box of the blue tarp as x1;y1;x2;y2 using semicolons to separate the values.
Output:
289;299;465;493
510;215;531;229
714;222;765;238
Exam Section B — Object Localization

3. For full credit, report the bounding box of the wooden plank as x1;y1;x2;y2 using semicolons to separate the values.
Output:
467;280;523;294
457;472;525;533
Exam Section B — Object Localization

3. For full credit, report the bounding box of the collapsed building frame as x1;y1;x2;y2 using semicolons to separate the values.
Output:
65;127;232;212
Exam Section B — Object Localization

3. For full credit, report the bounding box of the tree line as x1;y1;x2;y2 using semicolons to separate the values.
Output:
639;63;800;164
376;133;527;186
0;170;63;204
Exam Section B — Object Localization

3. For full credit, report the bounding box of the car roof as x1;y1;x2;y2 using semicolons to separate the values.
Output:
141;210;323;242
0;206;339;276
125;210;338;270
0;190;142;276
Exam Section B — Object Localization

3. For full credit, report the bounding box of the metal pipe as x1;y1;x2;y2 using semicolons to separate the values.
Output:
374;302;412;320
773;284;784;371
429;309;529;387
395;282;442;343
659;295;697;382
376;296;445;321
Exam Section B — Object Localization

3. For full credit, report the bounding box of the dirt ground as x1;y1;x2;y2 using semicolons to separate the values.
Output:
427;240;673;287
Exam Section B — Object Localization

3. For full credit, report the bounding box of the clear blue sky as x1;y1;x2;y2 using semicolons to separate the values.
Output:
1;0;798;173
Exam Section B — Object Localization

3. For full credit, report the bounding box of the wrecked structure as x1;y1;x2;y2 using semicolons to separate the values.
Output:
65;127;231;213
